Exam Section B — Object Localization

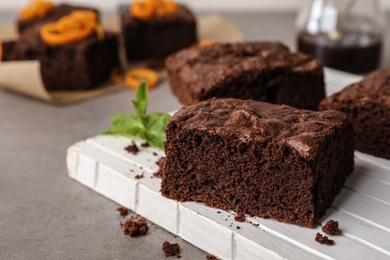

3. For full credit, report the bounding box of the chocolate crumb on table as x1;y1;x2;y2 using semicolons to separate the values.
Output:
315;233;335;245
116;206;129;217
123;216;148;237
154;157;165;177
124;141;139;155
206;255;219;260
162;241;181;258
236;226;241;230
322;220;341;235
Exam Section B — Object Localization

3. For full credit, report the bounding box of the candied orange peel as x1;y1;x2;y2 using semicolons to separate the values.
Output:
40;10;104;46
198;39;215;47
20;0;54;21
125;68;158;89
130;0;179;21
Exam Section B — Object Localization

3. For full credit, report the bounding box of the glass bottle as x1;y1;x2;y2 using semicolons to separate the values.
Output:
296;0;385;74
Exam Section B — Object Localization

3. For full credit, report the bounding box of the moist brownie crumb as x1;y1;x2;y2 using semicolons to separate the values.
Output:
116;206;129;217
315;233;335;245
217;211;221;214
234;208;246;222
135;173;144;179
156;157;165;167
153;152;158;156
125;142;139;155
141;142;150;148
206;255;219;260
162;241;181;258
236;226;241;230
123;217;148;237
154;157;165;177
322;220;341;235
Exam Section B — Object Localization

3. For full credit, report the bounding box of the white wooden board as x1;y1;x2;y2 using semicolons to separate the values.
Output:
66;68;390;260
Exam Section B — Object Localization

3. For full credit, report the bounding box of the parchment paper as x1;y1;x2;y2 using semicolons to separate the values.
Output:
0;14;243;105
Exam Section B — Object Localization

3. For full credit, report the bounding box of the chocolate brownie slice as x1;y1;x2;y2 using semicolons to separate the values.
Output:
120;4;197;62
17;4;99;34
165;42;325;110
2;25;119;91
161;98;354;227
320;69;390;159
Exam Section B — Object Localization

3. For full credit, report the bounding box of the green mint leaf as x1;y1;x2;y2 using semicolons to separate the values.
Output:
131;82;148;116
111;114;140;128
103;83;171;150
143;112;171;149
103;114;145;137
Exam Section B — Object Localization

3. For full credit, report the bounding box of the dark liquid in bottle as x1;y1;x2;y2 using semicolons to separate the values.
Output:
298;32;382;74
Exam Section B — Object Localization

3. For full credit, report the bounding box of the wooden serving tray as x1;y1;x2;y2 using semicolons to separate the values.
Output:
66;69;390;260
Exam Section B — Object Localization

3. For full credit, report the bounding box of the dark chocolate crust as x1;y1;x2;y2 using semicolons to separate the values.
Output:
165;42;326;110
17;4;99;34
319;68;390;159
2;25;119;91
120;4;197;62
161;98;354;227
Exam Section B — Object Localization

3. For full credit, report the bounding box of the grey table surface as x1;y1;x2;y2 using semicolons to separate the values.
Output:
1;10;389;260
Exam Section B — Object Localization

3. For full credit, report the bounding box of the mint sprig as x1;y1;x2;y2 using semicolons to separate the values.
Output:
103;83;171;149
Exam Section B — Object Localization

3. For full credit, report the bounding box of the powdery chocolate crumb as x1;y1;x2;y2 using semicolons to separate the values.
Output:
315;233;334;245
135;173;144;179
154;157;165;178
206;255;219;260
322;220;341;235
162;241;181;258
123;216;148;237
116;206;129;217
124;142;139;155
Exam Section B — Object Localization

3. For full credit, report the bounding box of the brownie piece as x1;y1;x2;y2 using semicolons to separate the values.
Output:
161;98;354;227
315;233;335;245
322;219;341;235
320;69;390;159
125;141;139;155
123;216;148;237
2;25;119;91
17;4;99;34
116;206;129;217
120;4;197;62
162;241;181;258
0;40;17;61
165;42;325;110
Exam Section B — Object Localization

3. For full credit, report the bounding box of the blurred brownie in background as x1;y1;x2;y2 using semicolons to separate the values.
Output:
166;42;325;110
120;1;197;62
